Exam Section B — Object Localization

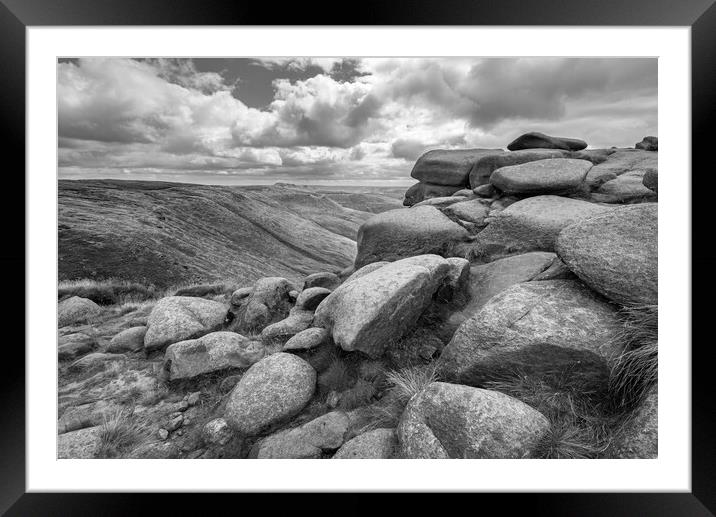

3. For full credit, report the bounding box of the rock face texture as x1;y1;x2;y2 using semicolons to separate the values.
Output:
398;382;549;458
252;411;350;458
314;255;451;358
556;203;657;305
468;149;570;188
163;331;265;381
490;158;592;195
224;353;316;435
411;149;502;186
332;428;398;459
471;196;612;261
643;168;658;192
354;206;470;268
403;182;464;206
507;132;587;152
58;296;101;328
442;199;491;225
144;296;227;351
438;280;622;387
57;426;99;458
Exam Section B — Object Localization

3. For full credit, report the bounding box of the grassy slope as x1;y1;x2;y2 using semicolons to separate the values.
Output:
59;180;403;288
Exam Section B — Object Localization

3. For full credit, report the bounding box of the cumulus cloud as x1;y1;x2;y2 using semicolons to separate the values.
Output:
58;57;657;183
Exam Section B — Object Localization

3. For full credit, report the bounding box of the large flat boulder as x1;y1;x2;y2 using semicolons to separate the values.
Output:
398;382;549;458
354;206;470;269
403;182;464;206
468;149;570;188
438;280;622;388
556;203;657;305
591;170;658;204
58;296;101;328
224;353;316;436
490;158;592;195
410;148;502;186
144;296;226;351
470;195;612;261
314;255;451;358
507;132;587;152
585;149;658;188
163;331;265;381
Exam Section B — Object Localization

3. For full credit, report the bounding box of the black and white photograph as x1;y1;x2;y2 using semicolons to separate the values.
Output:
54;56;660;461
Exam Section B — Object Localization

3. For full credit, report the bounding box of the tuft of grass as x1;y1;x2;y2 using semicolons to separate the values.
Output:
338;378;378;411
58;278;161;306
384;363;438;405
317;358;353;394
608;304;658;411
95;408;145;458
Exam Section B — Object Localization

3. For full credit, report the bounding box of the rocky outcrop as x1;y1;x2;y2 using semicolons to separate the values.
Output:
490;158;592;195
507;132;587;151
314;255;451;358
228;277;294;333
556;203;657;305
398;382;549;458
354;205;471;268
635;136;658;151
163;331;265;381
58;296;101;328
224;353;316;435
584;149;658;188
470;196;612;261
438;280;622;388
410;148;502;186
144;296;226;351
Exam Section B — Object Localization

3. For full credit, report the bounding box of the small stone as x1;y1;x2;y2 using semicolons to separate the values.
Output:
166;415;183;432
187;392;201;406
157;428;169;440
203;418;234;446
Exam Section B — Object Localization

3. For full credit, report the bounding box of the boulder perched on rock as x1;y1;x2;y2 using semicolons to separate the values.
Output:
403;182;463;206
57;426;99;458
163;331;265;381
490;158;592;195
411;149;502;186
438;280;622;388
314;255;451;358
635;136;658;151
471;195;612;261
229;277;294;333
283;327;330;351
252;411;350;458
608;388;657;458
468;149;570;188
303;272;341;291
442;199;491;225
354;206;470;268
58;332;98;360
507;132;587;152
398;382;549;458
260;308;314;344
591;170;657;203
296;287;332;311
58;296;101;328
143;296;226;351
333;428;398;459
224;353;316;435
584;149;658;188
556;203;657;305
642;168;658;192
107;326;147;353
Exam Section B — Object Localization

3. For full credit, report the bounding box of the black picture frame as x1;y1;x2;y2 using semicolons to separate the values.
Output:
3;0;713;514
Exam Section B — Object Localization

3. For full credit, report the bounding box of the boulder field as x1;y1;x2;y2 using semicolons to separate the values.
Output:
57;132;658;460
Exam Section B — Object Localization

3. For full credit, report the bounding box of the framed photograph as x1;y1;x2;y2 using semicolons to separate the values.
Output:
5;0;713;513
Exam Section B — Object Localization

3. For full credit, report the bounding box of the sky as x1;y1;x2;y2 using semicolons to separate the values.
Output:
57;57;657;186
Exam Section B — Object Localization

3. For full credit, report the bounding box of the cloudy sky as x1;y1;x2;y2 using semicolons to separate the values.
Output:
57;57;657;185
